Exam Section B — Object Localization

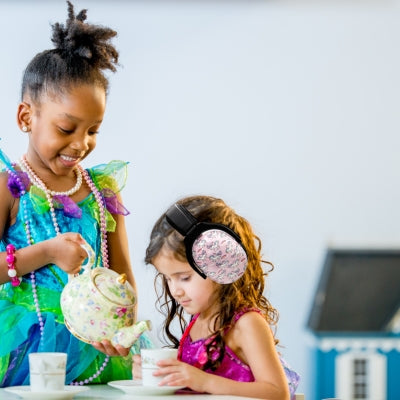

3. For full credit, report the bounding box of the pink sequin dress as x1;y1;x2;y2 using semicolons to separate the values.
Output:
178;309;300;397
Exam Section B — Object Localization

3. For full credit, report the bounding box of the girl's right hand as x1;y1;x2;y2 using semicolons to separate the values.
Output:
48;232;88;274
154;358;208;392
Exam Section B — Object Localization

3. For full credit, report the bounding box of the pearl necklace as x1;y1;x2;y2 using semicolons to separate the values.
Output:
19;157;83;196
50;168;82;196
16;156;110;384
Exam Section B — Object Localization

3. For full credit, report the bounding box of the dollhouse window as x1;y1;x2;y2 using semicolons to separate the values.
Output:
336;350;386;400
353;358;368;399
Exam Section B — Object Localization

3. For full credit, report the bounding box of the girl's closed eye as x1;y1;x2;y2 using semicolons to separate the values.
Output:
87;124;102;135
58;126;100;135
58;126;75;134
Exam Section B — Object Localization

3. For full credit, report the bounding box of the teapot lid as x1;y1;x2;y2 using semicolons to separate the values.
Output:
92;268;136;306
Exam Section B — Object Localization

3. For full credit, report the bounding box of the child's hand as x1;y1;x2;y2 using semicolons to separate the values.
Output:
48;233;89;274
91;339;130;357
154;358;208;392
132;354;142;380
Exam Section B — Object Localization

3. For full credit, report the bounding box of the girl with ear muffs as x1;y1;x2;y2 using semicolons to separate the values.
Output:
133;195;300;400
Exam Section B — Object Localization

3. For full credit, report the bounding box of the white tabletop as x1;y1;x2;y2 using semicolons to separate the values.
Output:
0;384;262;399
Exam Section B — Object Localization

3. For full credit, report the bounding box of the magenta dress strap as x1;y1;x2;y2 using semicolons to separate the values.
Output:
232;307;260;324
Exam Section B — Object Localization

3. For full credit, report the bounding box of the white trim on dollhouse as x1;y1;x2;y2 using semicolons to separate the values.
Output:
318;337;400;352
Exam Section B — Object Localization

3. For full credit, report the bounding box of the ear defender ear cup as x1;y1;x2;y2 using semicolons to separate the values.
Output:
165;203;248;284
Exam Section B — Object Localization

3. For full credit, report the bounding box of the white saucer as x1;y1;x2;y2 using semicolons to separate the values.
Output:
108;380;185;396
4;385;89;400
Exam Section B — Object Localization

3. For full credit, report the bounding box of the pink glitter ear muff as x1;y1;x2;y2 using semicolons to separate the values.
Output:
165;203;248;284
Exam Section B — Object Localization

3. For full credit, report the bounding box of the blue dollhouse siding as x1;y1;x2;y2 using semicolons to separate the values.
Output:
307;249;400;400
386;347;400;399
311;344;336;399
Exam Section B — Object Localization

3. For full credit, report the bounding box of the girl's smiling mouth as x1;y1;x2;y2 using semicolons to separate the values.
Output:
60;154;80;162
59;154;82;167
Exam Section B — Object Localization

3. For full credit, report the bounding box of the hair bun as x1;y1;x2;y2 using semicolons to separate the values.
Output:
51;1;118;70
74;46;93;60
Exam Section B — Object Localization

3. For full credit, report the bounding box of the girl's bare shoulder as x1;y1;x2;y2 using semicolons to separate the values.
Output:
0;171;12;194
0;171;15;212
233;310;270;335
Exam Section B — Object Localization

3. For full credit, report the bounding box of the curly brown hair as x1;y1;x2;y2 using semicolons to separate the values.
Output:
21;1;119;103
145;195;279;371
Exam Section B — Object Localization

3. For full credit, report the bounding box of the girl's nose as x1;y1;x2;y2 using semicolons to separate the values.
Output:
71;134;91;152
169;282;184;297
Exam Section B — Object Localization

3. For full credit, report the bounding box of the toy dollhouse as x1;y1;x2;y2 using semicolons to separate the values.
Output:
307;248;400;400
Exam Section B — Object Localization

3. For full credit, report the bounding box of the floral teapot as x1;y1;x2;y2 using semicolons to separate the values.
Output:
60;242;151;348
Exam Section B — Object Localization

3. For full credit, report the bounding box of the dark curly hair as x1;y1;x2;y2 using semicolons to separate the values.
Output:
145;195;279;372
21;1;119;103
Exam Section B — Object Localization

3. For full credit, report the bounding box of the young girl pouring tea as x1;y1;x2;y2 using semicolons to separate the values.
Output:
0;1;143;387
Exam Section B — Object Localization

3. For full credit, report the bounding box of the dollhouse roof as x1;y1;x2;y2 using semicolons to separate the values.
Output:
307;248;400;332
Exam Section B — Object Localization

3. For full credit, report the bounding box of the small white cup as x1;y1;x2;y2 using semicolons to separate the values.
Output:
29;352;67;392
141;348;178;386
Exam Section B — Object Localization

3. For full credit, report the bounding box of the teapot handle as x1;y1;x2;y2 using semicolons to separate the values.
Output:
68;241;96;281
80;241;95;271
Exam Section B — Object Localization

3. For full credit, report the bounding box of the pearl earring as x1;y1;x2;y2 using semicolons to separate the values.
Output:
22;126;28;132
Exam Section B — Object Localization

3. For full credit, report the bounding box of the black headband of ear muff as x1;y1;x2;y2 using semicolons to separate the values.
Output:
165;203;198;237
165;203;246;280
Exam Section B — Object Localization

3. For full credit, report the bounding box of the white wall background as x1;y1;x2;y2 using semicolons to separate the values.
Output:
1;0;400;397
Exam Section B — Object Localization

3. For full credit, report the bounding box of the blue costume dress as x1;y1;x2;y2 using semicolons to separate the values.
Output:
0;149;146;387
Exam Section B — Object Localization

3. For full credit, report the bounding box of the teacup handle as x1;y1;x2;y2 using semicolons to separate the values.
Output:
68;241;95;281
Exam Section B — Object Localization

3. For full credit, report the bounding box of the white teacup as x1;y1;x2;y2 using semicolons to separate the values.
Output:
29;352;67;391
141;348;178;386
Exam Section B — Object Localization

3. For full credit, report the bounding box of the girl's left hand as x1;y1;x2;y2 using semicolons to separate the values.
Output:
154;358;208;393
91;339;130;357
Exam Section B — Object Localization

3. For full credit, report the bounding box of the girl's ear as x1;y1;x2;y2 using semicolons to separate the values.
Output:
17;101;32;132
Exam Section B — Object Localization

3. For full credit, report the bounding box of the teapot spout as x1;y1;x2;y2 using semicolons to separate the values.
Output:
111;320;152;348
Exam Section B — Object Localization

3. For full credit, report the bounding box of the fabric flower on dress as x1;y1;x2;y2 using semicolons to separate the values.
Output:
7;171;29;198
102;188;130;216
53;195;83;218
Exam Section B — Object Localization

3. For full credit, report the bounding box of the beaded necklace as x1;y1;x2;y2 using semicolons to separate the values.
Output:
49;166;82;197
16;156;110;385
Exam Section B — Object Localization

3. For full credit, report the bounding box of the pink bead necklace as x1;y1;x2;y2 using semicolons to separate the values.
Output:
18;156;110;385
